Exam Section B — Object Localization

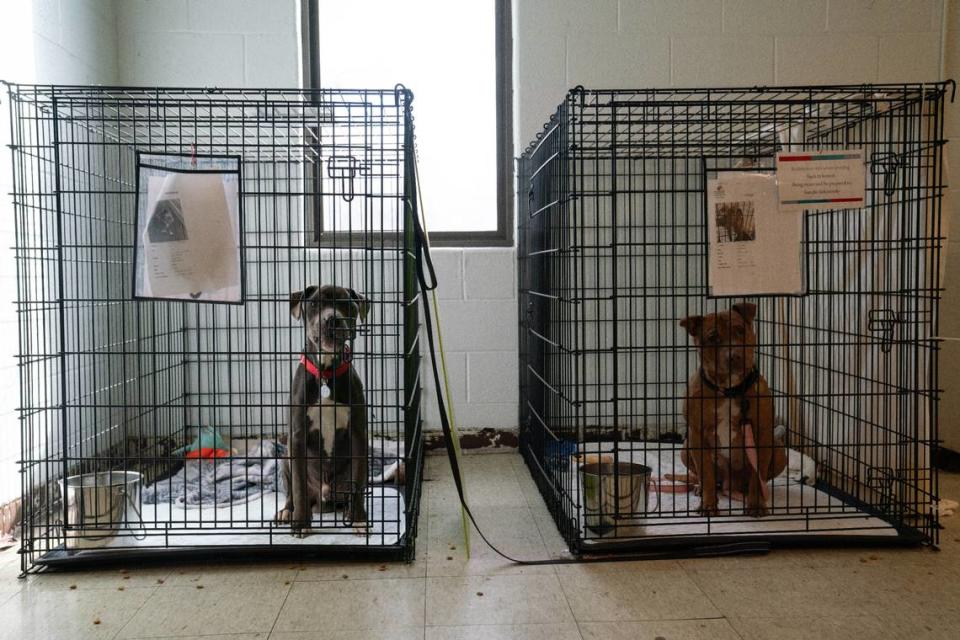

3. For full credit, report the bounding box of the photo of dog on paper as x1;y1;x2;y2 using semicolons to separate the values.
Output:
139;172;241;301
714;200;756;243
707;172;803;297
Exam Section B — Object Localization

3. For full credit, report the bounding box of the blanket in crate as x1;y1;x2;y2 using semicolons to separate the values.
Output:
142;438;404;507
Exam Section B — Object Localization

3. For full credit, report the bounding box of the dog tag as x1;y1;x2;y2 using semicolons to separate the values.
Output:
320;381;331;399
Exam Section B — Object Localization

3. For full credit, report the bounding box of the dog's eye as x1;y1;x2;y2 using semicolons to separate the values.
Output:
705;332;719;344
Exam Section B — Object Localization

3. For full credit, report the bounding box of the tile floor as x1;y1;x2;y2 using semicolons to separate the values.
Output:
1;452;958;640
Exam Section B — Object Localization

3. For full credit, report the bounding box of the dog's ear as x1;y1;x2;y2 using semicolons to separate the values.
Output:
679;315;704;340
289;285;319;321
731;302;756;325
346;288;370;322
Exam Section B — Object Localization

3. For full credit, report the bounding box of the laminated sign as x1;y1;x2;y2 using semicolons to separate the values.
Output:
706;171;804;297
776;149;866;211
133;153;244;303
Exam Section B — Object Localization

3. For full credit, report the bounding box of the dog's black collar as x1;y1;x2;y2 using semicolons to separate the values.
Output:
700;366;759;398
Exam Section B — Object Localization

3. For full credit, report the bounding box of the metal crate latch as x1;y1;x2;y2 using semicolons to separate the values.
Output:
327;155;360;202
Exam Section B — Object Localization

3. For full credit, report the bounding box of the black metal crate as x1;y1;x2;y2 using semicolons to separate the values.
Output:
518;83;951;555
7;84;424;572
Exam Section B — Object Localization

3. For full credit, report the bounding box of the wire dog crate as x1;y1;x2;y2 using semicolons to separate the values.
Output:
7;83;424;572
518;83;952;555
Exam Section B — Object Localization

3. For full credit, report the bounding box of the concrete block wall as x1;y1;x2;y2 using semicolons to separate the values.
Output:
116;0;299;86
514;0;946;151
30;0;119;84
423;249;520;429
938;1;960;451
0;0;121;502
6;0;955;450
514;0;957;448
111;1;518;431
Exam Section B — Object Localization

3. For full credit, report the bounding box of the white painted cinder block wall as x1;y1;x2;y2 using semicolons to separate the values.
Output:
56;0;960;440
0;0;120;502
514;0;958;447
114;0;520;431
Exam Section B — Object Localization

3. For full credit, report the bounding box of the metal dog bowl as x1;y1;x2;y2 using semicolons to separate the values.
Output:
59;471;141;549
581;461;654;535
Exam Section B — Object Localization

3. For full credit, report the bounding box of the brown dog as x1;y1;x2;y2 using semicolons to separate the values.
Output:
676;303;786;517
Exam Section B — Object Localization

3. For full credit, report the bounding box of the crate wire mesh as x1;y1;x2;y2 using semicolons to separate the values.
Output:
7;84;424;571
518;83;951;554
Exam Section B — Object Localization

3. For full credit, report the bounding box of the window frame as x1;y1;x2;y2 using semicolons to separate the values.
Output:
300;0;514;247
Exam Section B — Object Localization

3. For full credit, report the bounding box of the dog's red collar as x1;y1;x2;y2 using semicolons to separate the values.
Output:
300;349;352;381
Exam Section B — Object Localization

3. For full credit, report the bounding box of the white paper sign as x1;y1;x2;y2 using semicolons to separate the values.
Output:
143;173;240;297
776;149;866;210
134;154;243;303
707;172;804;296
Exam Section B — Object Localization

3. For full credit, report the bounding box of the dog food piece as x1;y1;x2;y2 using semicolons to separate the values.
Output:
196;585;204;589
341;574;348;579
69;585;77;590
446;556;453;561
93;619;101;625
117;587;124;591
476;592;484;597
156;579;164;584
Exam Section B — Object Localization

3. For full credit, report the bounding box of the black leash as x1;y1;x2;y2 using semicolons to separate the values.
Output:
408;179;770;566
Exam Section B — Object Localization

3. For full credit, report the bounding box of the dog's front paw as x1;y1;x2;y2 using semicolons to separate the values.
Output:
698;503;720;517
348;506;368;526
744;503;768;518
275;508;293;523
287;509;312;538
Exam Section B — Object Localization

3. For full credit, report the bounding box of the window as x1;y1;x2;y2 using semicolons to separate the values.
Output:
303;0;513;246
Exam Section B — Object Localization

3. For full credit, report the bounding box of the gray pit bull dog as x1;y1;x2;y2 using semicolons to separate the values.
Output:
275;285;369;536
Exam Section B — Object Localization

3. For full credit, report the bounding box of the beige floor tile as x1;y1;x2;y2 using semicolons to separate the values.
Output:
425;623;582;640
785;544;945;569
296;558;426;581
816;563;960;617
678;548;804;573
0;556;23;600
0;584;155;640
429;506;543;542
874;611;960;640
125;635;268;640
578;618;740;640
162;561;300;586
729;615;893;640
20;565;173;591
273;578;425;632
116;583;289;638
425;574;573;627
270;630;423;640
428;480;529;511
425;534;555;577
687;566;876;619
556;562;720;622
